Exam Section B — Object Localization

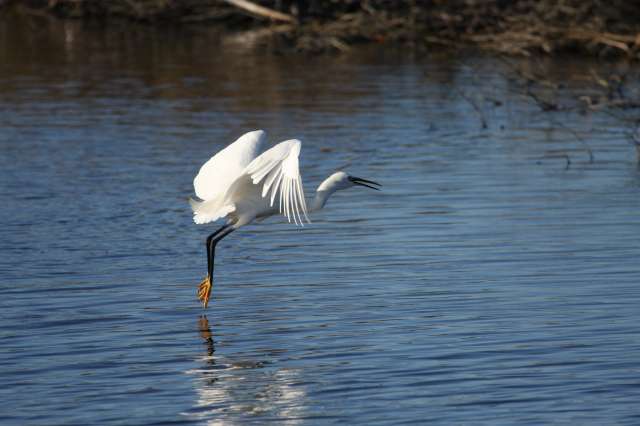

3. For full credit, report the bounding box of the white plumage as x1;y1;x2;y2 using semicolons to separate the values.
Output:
193;129;265;201
190;130;308;226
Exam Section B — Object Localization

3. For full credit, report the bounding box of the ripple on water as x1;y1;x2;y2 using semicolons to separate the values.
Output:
1;19;640;425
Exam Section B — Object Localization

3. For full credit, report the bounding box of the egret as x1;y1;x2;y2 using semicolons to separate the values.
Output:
190;130;381;308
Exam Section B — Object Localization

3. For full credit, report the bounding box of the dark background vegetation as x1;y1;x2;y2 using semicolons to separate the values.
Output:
4;0;640;57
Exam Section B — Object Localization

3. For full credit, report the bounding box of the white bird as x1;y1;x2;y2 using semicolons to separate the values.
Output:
190;129;381;308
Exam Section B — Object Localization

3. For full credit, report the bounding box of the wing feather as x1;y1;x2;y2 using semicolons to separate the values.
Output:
193;130;266;201
283;178;290;222
270;171;283;206
262;167;280;198
295;178;308;223
291;179;301;225
244;139;310;226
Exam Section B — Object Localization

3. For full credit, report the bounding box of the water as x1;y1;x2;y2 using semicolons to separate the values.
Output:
2;15;640;425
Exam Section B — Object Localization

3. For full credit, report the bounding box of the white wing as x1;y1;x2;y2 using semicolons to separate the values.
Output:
244;139;310;225
193;130;266;201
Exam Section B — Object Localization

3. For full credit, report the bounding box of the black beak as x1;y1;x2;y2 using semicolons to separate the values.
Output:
348;176;382;190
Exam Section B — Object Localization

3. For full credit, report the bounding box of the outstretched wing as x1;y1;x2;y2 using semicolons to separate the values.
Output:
244;139;310;225
193;130;266;201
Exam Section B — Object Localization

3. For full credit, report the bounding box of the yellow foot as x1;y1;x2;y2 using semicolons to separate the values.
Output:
197;275;213;309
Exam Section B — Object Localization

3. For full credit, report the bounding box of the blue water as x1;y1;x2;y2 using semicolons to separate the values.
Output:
1;18;640;425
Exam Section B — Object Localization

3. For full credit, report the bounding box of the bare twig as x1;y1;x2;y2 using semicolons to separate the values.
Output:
457;90;488;129
557;124;595;163
525;83;560;112
541;153;572;170
222;0;297;24
630;126;640;163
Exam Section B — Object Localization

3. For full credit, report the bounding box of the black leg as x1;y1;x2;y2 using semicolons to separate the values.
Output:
200;225;235;308
206;226;234;280
206;225;231;278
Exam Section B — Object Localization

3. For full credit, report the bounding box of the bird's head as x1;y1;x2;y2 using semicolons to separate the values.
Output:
318;171;381;192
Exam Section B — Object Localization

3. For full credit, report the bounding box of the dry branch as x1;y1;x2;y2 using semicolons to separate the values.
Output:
222;0;296;24
8;1;640;57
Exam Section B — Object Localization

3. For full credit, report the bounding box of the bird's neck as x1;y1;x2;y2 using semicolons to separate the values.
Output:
311;190;332;212
310;175;341;212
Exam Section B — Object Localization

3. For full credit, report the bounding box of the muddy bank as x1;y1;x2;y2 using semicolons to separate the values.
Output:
4;1;640;57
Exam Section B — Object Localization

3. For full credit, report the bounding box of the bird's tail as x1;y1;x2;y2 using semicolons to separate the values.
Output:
189;198;235;225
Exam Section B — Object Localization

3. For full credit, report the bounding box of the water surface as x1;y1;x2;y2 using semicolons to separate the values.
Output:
1;15;640;425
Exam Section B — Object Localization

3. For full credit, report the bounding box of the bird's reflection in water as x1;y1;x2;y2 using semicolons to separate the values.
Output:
186;316;307;424
198;316;215;357
197;315;218;387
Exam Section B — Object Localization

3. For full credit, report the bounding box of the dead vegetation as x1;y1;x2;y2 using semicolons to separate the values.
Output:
4;1;640;57
460;58;640;166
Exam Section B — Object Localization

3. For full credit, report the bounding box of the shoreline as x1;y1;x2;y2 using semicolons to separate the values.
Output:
3;1;640;57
